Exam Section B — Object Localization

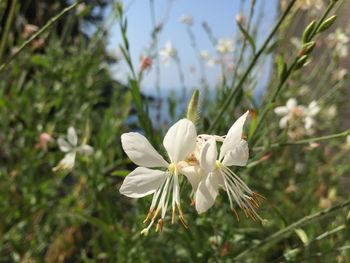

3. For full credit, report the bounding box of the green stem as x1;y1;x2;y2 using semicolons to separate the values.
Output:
0;0;17;61
233;198;350;261
253;129;350;152
208;0;297;133
0;0;82;72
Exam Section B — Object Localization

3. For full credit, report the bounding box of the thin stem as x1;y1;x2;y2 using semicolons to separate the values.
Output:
233;198;350;261
208;0;297;133
253;129;350;152
0;0;17;61
249;0;338;145
0;0;82;72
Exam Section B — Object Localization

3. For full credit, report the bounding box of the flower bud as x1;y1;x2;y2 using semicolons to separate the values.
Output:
316;15;337;34
299;41;316;56
186;89;199;123
302;20;317;43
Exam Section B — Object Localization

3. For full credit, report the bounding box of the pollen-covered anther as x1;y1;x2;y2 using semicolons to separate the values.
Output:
177;204;188;228
143;208;154;224
231;208;240;222
156;218;164;232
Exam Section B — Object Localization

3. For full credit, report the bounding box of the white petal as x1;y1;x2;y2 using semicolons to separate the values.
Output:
119;167;167;198
304;116;315;130
67;127;78;146
222;139;249;167
195;172;221;214
274;106;288;116
77;144;94;156
180;165;202;191
279;115;289;128
53;152;76;172
58;137;72;152
121;133;168;168
219;111;249;161
163;119;197;163
200;138;217;173
286;98;297;110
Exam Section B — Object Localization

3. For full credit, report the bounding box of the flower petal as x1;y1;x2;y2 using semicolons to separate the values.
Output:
279;115;289;128
52;151;76;172
180;165;202;191
222;139;249;167
121;133;168;168
274;106;288;116
119;167;167;198
77;144;94;156
58;137;72;152
67;127;78;146
195;172;221;214
163;119;197;163
200;138;217;173
286;98;297;110
219;111;249;161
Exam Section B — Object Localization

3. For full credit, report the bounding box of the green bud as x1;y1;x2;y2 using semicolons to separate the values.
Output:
316;15;337;34
186;89;199;123
295;55;308;70
299;41;316;56
302;20;317;43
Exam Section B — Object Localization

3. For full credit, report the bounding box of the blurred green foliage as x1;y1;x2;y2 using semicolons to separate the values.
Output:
0;0;350;262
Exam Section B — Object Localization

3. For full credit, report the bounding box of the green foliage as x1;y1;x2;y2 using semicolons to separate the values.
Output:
0;0;350;262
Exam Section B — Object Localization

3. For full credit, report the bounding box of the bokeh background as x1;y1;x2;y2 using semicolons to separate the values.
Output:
0;0;350;262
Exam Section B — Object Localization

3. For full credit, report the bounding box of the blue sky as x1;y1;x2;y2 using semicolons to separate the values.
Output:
107;0;278;95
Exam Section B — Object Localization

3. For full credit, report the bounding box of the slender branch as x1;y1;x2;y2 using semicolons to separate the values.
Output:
234;198;350;261
0;0;17;61
0;1;82;72
252;129;350;152
208;0;297;133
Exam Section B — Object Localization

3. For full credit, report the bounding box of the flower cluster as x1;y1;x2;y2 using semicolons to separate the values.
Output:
119;111;264;235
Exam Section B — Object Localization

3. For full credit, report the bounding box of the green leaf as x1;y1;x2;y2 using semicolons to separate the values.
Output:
276;55;287;80
111;170;130;177
237;22;256;54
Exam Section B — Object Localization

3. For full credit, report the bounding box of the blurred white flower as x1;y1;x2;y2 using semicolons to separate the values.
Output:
328;29;349;58
298;0;323;11
216;38;234;54
53;127;93;172
304;100;320;133
325;105;337;118
120;119;197;235
290;37;301;49
274;98;306;129
333;68;348;81
180;15;193;26
200;50;216;67
159;42;177;65
345;135;350;148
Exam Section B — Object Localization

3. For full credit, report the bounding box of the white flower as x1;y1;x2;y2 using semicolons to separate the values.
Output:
216;38;234;54
298;0;323;11
159;42;177;65
53;127;93;172
274;98;306;129
189;111;263;221
328;29;349;58
180;15;193;26
119;119;197;235
304;100;320;132
200;50;216;67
